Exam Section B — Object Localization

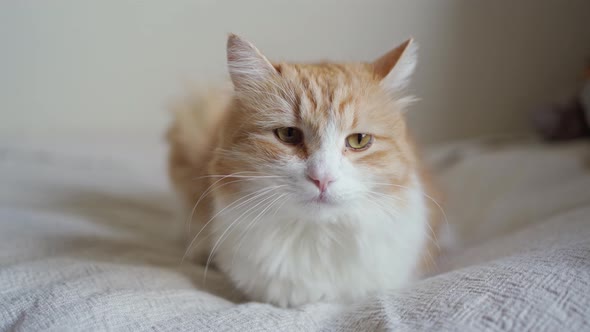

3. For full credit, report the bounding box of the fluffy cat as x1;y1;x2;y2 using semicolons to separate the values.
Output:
167;34;441;308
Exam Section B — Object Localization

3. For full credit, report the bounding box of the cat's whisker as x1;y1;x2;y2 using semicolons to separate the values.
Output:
188;171;275;225
366;190;404;203
187;177;259;234
271;194;291;218
239;193;288;241
361;196;409;251
365;196;437;271
422;246;439;274
203;191;280;267
373;185;447;248
367;191;440;248
365;194;402;220
367;193;440;253
187;171;285;233
183;185;285;262
229;193;288;272
224;193;288;301
193;170;270;179
204;190;283;282
194;174;285;180
423;218;440;251
364;181;449;229
187;185;283;250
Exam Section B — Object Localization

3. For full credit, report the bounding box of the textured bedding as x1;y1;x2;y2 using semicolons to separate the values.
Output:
1;134;589;331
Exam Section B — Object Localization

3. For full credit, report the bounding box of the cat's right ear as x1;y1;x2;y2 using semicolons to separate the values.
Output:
371;38;417;94
227;34;277;92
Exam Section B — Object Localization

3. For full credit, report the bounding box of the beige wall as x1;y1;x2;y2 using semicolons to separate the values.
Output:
2;1;589;144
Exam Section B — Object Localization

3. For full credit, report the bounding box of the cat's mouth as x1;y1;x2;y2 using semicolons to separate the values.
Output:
308;192;338;206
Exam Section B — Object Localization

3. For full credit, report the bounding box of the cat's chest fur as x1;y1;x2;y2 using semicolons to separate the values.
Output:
210;180;428;308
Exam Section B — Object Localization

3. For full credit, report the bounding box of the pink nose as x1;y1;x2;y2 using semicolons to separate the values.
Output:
307;174;335;192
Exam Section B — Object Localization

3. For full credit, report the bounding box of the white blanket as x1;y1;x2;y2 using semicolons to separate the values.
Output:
1;135;589;331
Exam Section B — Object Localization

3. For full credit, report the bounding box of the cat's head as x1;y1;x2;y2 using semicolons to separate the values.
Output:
212;34;419;219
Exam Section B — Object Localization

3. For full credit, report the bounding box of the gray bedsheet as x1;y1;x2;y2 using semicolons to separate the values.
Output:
1;135;589;331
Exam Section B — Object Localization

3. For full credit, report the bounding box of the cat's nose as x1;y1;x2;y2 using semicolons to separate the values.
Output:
307;173;335;192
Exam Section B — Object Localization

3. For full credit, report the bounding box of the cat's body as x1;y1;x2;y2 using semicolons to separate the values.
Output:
168;35;440;307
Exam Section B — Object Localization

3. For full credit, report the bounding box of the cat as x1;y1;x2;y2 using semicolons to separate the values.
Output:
167;34;441;308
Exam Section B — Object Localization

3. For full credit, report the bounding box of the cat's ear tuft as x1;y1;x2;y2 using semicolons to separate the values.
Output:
227;34;277;92
372;38;417;93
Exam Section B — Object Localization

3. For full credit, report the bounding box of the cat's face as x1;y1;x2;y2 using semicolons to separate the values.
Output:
212;35;418;219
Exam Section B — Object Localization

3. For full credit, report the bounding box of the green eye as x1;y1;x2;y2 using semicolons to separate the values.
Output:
346;133;373;150
274;127;303;144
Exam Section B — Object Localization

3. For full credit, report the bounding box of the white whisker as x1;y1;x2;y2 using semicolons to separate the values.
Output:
187;170;278;234
271;194;291;218
364;181;449;229
182;185;285;262
187;177;259;234
204;190;283;282
365;193;404;218
194;174;285;180
230;193;288;271
367;191;439;248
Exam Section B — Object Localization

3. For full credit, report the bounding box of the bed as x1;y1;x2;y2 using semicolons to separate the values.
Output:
1;133;589;331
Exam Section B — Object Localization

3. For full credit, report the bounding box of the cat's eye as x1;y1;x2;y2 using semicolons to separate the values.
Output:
274;127;303;145
346;133;373;150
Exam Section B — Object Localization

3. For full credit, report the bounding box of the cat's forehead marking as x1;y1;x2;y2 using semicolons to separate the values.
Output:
287;64;366;134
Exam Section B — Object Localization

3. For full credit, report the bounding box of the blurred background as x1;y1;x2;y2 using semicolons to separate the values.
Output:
1;1;589;145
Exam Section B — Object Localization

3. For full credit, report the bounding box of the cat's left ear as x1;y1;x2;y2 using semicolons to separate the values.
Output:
371;38;417;93
226;34;278;93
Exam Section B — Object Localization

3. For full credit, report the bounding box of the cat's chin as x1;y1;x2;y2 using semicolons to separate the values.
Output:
298;192;342;207
309;194;336;205
288;195;351;219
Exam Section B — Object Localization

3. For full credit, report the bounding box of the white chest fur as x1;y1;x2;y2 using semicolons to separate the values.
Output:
209;180;428;308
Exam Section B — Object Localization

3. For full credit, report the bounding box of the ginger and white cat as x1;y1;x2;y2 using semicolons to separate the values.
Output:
167;34;440;308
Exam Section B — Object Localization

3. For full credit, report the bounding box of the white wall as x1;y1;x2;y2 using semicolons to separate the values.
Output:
1;1;589;144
